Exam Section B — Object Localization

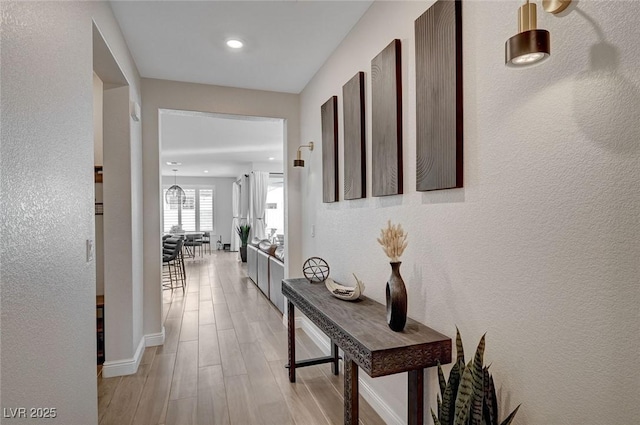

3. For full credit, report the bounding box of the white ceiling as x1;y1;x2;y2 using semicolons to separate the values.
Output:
110;1;373;94
111;1;372;177
160;110;284;178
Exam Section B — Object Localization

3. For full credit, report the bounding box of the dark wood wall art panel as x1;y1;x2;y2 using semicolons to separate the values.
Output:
415;0;463;191
342;72;366;200
321;96;339;203
371;39;403;197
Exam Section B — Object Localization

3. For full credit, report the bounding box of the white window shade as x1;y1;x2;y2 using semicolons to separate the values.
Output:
162;186;215;233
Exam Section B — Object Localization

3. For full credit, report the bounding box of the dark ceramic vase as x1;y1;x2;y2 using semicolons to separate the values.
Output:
386;262;407;332
239;246;247;262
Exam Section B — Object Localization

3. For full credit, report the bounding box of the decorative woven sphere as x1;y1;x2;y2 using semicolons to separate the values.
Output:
303;257;330;283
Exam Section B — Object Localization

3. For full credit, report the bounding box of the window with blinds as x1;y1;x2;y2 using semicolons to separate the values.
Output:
162;187;214;233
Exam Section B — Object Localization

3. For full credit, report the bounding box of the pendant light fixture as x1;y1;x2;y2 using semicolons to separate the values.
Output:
505;0;571;68
165;169;186;205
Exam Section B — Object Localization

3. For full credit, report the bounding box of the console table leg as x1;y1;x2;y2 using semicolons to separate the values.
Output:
408;368;424;425
287;300;296;383
344;355;359;425
331;341;340;375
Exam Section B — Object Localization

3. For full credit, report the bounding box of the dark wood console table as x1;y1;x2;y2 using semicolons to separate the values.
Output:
282;278;451;425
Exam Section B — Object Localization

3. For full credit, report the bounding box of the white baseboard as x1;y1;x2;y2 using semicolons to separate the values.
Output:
102;328;165;378
145;327;165;347
102;336;145;378
297;316;405;425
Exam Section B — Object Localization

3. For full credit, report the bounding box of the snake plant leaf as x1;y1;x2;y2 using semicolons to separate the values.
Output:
438;361;446;396
437;393;442;419
489;374;498;425
442;360;463;425
454;361;474;425
431;409;442;425
498;405;520;425
482;367;496;425
469;335;486;425
456;326;465;364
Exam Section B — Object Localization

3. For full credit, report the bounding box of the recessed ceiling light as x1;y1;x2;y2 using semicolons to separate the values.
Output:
203;170;209;173
268;157;275;161
166;161;182;165
226;39;244;49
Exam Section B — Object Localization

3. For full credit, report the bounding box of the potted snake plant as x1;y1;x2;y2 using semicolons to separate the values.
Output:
236;223;251;262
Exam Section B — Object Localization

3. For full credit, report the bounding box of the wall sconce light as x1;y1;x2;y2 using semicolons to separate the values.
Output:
505;0;571;68
293;142;314;167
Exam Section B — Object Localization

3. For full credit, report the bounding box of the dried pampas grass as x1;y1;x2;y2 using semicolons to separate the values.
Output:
377;220;408;262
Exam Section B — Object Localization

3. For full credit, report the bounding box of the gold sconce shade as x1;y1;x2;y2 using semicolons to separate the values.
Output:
293;142;314;167
505;0;570;68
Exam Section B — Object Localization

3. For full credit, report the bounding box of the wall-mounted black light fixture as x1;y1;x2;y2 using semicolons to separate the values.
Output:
505;0;571;68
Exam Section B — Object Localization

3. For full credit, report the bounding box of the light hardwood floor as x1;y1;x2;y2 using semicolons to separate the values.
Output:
98;251;385;425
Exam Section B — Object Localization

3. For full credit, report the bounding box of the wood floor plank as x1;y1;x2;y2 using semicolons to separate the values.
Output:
98;375;122;425
198;324;221;367
184;292;199;311
170;341;198;400
98;252;384;425
99;363;151;425
199;300;215;325
166;397;197;425
225;374;262;425
140;346;156;365
230;310;257;344
198;365;230;425
132;353;176;425
240;342;294;425
179;310;199;342
218;329;247;377
157;318;181;354
214;303;234;331
268;360;330;425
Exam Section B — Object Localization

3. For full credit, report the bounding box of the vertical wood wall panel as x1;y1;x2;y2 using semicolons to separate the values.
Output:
415;0;463;191
371;39;403;197
321;96;339;203
342;72;366;200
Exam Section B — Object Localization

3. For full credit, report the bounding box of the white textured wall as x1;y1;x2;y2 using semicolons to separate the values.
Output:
161;176;235;244
299;1;640;424
1;1;142;423
142;78;300;338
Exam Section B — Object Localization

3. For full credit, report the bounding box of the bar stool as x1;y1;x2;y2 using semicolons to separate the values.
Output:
162;237;185;292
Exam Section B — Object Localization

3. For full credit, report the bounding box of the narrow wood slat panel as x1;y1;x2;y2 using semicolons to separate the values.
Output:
157;318;181;354
371;39;403;197
321;96;339;203
132;353;176;425
179;310;199;342
225;374;262;425
170;341;198;400
198;365;230;425
218;329;248;377
165;397;197;425
198;324;221;367
99;363;151;425
343;71;366;200
199;300;215;325
415;0;463;191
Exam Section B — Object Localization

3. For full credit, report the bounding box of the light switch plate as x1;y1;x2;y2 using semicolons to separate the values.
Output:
86;239;95;262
